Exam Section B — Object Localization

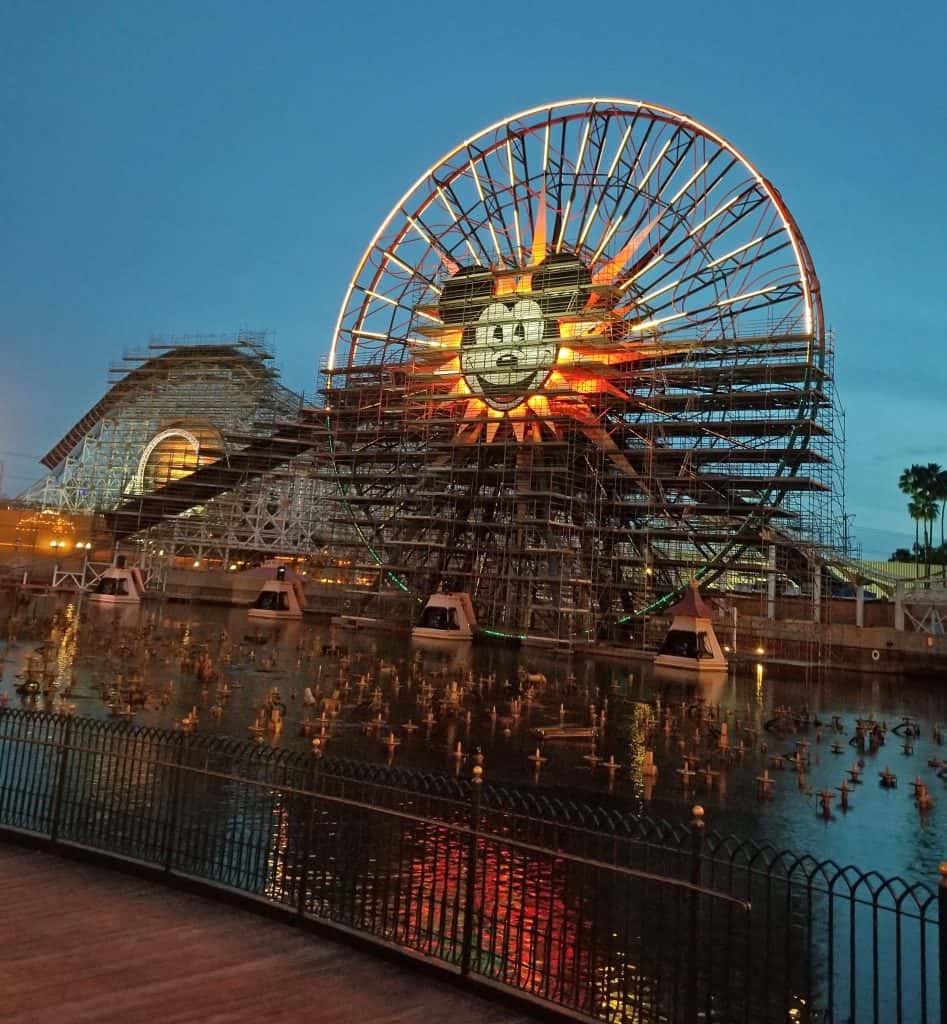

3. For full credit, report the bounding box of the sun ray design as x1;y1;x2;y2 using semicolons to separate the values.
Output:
531;186;548;266
408;241;662;453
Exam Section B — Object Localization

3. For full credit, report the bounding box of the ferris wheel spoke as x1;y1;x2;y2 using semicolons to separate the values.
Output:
660;184;765;272
443;199;490;269
601;116;637;192
636;255;798;323
544;117;571;246
399;208;460;274
431;179;493;268
376;246;439;292
467;144;518;267
458;153;504;265
590;134;671;266
483;150;523;263
648;130;698;209
703;229;786;272
589;116;655;261
628;153;738;271
508;131;534;249
613;191;783;322
573;113;612;251
694;190;770;256
630;282;803;335
555;112;606;254
709;218;795;306
503;137;525;262
585;135;712;288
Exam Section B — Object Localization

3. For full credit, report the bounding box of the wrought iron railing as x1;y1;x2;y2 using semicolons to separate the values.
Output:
0;708;940;1023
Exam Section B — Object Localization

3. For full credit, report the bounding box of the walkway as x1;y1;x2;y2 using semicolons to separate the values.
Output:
0;844;536;1024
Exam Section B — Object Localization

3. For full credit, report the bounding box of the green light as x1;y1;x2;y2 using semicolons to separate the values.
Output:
616;560;722;624
386;570;411;593
480;627;526;641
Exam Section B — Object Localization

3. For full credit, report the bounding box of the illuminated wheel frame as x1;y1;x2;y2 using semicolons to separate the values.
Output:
326;98;827;639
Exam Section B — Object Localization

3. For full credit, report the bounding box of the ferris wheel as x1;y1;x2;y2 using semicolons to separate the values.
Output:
325;98;828;640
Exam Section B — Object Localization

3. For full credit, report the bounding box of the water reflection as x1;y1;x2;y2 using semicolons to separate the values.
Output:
1;592;946;884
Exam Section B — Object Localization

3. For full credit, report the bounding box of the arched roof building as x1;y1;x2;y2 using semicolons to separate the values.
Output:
20;333;337;567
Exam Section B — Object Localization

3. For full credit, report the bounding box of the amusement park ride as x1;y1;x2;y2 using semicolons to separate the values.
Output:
323;98;834;643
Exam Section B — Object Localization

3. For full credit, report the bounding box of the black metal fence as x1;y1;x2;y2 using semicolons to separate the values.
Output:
0;708;940;1023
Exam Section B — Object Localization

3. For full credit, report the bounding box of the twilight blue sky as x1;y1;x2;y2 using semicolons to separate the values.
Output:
1;0;945;557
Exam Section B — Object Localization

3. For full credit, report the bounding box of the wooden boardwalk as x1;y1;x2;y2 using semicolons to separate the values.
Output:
0;845;537;1024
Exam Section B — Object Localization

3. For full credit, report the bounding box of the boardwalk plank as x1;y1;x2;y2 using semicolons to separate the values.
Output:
0;846;536;1024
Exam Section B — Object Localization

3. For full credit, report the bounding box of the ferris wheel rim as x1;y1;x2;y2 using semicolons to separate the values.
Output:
327;96;822;373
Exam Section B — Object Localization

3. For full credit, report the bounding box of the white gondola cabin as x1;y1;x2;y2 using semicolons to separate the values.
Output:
88;562;146;606
411;591;476;641
247;563;306;620
654;582;728;673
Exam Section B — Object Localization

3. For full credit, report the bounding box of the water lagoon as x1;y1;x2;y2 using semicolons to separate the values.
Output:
2;593;944;884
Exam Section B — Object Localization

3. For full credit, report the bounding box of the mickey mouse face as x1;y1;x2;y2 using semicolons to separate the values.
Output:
438;254;591;412
464;299;554;411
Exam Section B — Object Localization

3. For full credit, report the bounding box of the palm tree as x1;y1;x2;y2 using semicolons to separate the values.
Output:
918;464;944;578
924;498;939;577
931;466;947;579
899;464;926;497
900;465;926;567
908;495;938;579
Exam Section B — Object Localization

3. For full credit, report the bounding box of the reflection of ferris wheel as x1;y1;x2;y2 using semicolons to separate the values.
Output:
325;98;829;640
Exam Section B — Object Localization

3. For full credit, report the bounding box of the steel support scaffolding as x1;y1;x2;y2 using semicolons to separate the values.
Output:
321;325;840;640
18;333;346;572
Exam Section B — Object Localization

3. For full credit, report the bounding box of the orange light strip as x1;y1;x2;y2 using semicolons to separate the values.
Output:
593;210;664;284
617;251;665;292
532;187;548;265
